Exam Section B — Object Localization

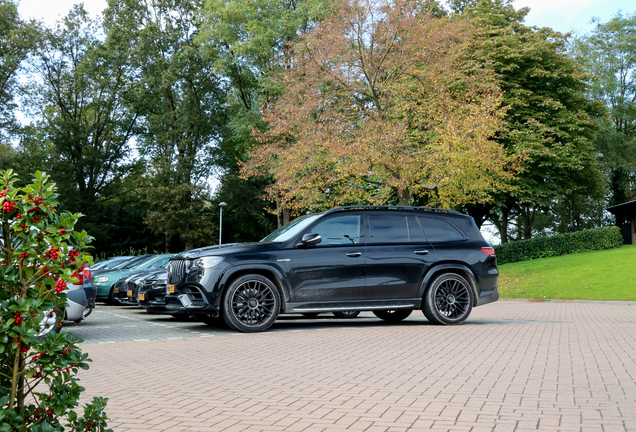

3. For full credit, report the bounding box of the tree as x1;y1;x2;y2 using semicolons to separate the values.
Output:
0;170;110;431
103;0;225;251
0;0;40;144
242;0;512;214
26;5;141;246
457;0;605;241
199;0;329;228
572;12;636;206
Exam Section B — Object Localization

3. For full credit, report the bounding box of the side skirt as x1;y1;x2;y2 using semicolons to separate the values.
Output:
285;299;421;314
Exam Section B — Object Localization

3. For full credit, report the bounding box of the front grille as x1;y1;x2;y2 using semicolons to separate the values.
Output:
168;260;187;283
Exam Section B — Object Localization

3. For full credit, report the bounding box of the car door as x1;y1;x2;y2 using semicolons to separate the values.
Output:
365;213;436;301
291;214;366;303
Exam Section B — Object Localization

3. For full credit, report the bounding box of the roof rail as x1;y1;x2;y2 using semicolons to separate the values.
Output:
324;205;462;215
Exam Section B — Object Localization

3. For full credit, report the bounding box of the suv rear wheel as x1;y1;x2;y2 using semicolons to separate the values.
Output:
333;310;360;319
372;309;412;322
423;273;473;325
222;274;280;333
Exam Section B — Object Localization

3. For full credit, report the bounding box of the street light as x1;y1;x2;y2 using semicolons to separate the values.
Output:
219;202;227;245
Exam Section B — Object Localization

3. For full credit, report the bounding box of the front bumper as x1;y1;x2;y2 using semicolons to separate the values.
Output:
165;285;219;316
118;281;140;305
138;285;168;310
164;260;228;316
95;281;113;300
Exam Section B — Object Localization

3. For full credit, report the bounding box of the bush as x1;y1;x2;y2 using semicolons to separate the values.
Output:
494;226;623;265
0;170;111;431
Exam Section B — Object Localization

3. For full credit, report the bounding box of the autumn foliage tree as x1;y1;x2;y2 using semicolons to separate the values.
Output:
242;0;513;214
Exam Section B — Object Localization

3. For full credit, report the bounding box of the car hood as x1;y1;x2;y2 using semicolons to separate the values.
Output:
172;242;282;260
117;268;162;284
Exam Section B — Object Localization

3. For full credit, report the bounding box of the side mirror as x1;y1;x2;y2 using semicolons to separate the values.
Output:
301;233;322;246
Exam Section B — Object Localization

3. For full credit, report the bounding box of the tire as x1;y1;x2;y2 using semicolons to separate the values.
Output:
422;273;474;325
332;310;360;319
372;309;412;322
301;313;320;318
107;286;120;305
222;274;280;333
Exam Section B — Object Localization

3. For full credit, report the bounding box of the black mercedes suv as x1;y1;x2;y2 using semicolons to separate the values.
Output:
165;206;499;332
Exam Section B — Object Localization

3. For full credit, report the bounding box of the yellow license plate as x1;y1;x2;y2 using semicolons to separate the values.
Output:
114;287;119;293
127;290;133;296
167;284;175;293
138;293;145;301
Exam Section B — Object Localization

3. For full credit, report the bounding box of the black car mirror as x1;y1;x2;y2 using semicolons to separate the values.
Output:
301;233;322;246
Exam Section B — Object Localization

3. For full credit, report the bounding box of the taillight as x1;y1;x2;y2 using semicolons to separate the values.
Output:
83;268;92;281
481;247;495;257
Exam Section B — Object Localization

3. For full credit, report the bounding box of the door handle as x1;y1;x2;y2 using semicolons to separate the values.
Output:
414;250;429;255
346;251;362;257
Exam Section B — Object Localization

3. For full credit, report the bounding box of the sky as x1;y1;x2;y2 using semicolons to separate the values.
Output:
16;0;636;34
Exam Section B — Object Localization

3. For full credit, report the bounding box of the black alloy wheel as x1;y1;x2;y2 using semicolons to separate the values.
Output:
372;309;412;322
107;286;116;304
222;274;280;333
423;273;473;325
332;310;360;319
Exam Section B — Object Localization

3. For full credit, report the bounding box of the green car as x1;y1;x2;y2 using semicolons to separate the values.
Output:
93;254;173;303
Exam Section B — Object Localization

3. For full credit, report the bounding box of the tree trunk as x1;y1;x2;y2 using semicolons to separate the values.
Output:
500;207;510;243
610;168;629;206
464;203;494;229
397;191;411;206
276;199;281;228
283;209;290;226
520;206;536;240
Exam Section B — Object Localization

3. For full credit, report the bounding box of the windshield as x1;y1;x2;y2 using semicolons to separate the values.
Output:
110;258;134;269
120;255;153;269
93;257;129;270
260;214;321;243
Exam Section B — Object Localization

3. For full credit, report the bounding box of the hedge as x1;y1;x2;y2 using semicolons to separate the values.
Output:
493;226;623;265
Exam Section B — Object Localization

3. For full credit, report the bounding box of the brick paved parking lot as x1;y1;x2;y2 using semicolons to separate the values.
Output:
65;299;636;432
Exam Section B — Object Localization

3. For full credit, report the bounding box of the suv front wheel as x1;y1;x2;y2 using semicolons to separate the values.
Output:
423;273;473;325
222;274;280;333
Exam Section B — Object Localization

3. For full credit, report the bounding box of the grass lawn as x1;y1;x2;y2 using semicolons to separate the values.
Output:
498;245;636;300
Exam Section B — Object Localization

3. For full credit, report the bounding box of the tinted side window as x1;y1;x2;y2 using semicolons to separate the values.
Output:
310;215;360;246
367;215;409;244
407;216;427;243
417;217;465;242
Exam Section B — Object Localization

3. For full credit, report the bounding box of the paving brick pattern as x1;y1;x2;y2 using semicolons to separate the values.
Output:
68;300;636;431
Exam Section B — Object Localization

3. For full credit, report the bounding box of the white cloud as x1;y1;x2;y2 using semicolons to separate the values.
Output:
514;0;600;17
18;0;107;26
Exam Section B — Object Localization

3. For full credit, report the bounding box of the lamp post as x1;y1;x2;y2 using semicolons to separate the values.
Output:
219;202;227;245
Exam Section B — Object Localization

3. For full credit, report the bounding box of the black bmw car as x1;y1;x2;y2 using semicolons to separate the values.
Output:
165;206;499;333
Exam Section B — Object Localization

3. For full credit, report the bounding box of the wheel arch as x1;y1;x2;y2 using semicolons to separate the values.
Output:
219;265;290;312
419;263;479;306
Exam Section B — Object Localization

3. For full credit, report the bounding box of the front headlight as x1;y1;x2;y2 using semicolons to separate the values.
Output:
94;276;109;283
156;277;167;284
189;256;224;271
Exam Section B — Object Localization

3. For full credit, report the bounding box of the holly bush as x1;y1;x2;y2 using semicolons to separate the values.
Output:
0;170;111;431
